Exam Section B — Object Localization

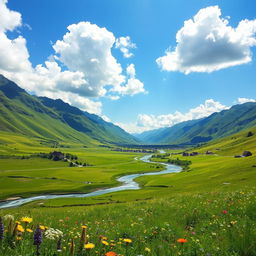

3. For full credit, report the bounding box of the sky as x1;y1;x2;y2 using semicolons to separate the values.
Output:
0;0;256;133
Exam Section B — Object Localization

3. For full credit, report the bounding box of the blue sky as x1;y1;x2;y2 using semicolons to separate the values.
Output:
1;0;256;133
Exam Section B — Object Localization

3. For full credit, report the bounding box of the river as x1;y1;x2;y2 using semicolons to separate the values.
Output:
0;154;181;209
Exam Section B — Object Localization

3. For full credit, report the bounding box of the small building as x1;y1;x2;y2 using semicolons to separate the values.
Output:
206;151;214;155
242;151;252;157
182;152;190;156
190;152;199;156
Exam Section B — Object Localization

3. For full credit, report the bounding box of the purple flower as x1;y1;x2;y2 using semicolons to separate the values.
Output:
0;217;4;240
34;226;42;245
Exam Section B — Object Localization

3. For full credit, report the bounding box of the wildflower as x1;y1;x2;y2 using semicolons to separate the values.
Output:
0;217;4;240
102;240;109;246
21;217;33;223
34;226;43;245
222;210;228;214
123;238;132;244
177;238;188;243
26;228;33;233
84;243;95;249
39;225;46;230
34;225;43;256
145;247;151;252
81;225;87;229
105;252;117;256
17;224;24;232
45;228;63;240
3;214;14;222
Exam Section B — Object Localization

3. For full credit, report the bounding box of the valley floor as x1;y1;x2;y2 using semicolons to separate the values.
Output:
0;131;256;255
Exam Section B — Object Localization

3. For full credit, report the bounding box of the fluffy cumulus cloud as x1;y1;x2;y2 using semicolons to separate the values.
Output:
0;0;21;32
111;64;146;96
115;36;136;58
237;97;256;104
157;6;256;74
118;99;228;133
0;1;145;114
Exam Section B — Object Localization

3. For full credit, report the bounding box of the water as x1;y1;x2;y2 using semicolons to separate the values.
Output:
0;154;181;209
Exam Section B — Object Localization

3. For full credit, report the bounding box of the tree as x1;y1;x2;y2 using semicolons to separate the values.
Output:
247;131;254;137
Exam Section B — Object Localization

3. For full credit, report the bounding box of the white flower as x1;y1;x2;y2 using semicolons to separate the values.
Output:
45;228;63;240
3;214;14;222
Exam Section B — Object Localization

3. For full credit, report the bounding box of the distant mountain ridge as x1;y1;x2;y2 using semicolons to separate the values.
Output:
0;74;139;145
135;103;256;145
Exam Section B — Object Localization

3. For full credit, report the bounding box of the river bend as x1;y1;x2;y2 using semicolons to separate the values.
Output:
0;154;181;209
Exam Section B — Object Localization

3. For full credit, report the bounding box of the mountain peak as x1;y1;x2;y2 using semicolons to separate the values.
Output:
0;74;26;99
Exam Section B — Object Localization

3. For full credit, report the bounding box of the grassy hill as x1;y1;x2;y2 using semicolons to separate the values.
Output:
0;74;138;146
135;102;256;145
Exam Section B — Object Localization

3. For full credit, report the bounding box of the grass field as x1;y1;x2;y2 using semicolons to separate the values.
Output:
0;129;256;255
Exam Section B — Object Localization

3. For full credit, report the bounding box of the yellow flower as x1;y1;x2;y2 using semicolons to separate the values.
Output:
81;225;87;229
123;238;132;243
17;225;24;232
26;228;33;233
16;236;22;240
15;221;21;224
21;217;33;223
102;240;109;246
84;243;95;249
39;225;46;230
145;247;151;252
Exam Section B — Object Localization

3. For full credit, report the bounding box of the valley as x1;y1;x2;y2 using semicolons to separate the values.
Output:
0;76;255;255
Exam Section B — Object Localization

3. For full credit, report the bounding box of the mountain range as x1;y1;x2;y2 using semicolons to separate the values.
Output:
1;74;256;147
0;74;138;146
135;102;256;145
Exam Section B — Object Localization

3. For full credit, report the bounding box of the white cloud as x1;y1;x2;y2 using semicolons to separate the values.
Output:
38;90;102;115
0;2;145;115
101;115;111;122
0;0;21;33
53;22;125;97
119;99;228;133
111;64;146;96
157;6;256;74
115;36;136;58
237;97;256;104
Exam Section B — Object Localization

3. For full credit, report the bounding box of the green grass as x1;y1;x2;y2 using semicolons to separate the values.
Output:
0;127;255;255
0;190;256;256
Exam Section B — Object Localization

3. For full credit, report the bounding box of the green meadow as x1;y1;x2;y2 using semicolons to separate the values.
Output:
0;128;256;255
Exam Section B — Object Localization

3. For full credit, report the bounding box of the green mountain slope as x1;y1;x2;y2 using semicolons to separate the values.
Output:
39;97;139;144
135;103;256;145
0;74;138;145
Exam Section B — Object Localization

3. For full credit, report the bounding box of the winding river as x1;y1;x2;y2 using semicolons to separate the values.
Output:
0;154;181;209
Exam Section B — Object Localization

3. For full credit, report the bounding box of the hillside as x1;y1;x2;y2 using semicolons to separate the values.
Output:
135;103;256;145
0;74;139;145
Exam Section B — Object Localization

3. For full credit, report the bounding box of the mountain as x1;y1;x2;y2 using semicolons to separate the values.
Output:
0;74;138;145
135;103;256;145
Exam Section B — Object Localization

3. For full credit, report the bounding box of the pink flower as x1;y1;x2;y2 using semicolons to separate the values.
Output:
222;210;228;214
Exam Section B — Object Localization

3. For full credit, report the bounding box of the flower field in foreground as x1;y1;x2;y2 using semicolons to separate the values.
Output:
0;190;256;256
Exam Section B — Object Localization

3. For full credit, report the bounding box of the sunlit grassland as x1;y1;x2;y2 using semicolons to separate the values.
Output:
1;190;256;256
0;134;163;200
0;129;256;255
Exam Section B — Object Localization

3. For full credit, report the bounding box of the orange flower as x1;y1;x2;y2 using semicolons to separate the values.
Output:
177;238;188;243
105;252;117;256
